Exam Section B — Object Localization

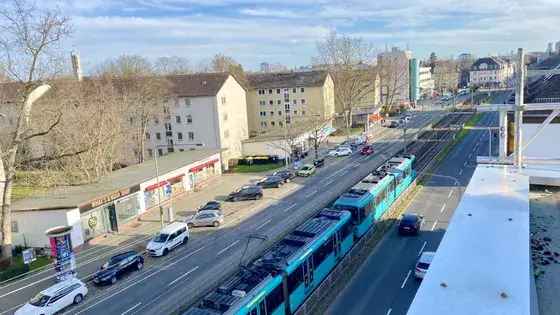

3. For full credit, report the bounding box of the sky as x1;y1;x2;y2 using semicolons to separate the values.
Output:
36;0;560;72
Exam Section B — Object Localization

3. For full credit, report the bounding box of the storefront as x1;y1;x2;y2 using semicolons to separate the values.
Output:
188;158;220;190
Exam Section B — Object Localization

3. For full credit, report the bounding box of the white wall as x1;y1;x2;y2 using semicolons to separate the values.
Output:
12;208;84;249
522;123;560;158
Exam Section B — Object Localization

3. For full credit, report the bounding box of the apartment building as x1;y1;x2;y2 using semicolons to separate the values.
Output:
469;57;514;88
145;73;248;170
246;71;335;136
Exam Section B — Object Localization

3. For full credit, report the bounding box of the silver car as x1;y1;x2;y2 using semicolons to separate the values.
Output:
185;210;224;228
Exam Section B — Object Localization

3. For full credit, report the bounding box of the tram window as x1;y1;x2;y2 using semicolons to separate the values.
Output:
250;308;258;315
259;301;266;315
265;284;284;314
288;265;304;292
313;237;334;266
340;221;352;239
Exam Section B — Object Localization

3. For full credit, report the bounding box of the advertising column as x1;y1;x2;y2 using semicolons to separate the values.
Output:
45;226;76;281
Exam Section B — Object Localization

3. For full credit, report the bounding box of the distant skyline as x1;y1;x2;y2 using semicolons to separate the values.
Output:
27;0;560;72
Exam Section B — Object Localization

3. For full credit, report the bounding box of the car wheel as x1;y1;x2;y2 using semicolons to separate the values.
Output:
73;294;84;304
137;261;143;270
212;221;220;227
110;276;117;284
187;223;194;228
256;194;263;200
163;248;169;256
182;237;188;245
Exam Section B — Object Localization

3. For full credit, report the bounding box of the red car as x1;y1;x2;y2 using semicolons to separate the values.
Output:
360;145;374;155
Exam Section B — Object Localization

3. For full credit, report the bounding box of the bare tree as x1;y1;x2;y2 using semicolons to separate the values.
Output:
0;0;72;260
154;56;191;75
377;50;410;114
314;31;376;137
210;53;246;84
433;60;459;94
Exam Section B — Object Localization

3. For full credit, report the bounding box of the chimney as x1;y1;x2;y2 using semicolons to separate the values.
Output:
71;52;83;81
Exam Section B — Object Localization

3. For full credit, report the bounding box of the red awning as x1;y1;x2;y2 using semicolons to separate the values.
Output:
167;174;185;184
145;180;169;192
189;159;219;173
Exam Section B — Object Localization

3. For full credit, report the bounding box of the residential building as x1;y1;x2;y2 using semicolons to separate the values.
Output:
260;62;288;73
409;59;434;102
146;73;248;170
457;53;475;88
245;71;335;136
433;60;460;93
11;149;222;249
469;57;514;88
418;66;435;97
377;47;412;106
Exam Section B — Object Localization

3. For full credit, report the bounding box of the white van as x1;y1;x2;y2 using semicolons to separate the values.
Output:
146;222;189;256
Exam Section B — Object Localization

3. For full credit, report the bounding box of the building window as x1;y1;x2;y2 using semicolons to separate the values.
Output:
277;100;281;105
270;111;274;116
223;113;228;121
300;87;305;93
154;117;159;124
268;89;273;94
186;115;193;124
179;149;184;152
158;148;163;156
292;88;297;93
163;107;169;114
188;132;194;141
168;148;174;153
294;110;298;115
184;98;191;107
271;121;275;127
145;132;150;140
284;88;288;93
258;89;265;95
269;100;274;105
165;123;172;131
224;129;229;138
129;117;134;125
302;110;306;115
147;149;153;157
177;132;183;140
11;221;18;233
156;132;161;140
293;99;297;105
175;116;181;123
279;121;284;127
301;99;306;104
263;121;268;127
276;89;281;94
285;104;290;110
278;111;282;115
259;100;265;106
221;96;227;104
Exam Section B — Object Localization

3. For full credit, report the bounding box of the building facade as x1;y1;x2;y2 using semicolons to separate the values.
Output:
377;47;412;106
245;71;335;136
145;73;248;170
469;57;514;88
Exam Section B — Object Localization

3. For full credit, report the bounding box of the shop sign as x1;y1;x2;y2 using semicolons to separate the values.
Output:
189;158;219;173
80;185;140;212
22;249;36;265
49;233;75;281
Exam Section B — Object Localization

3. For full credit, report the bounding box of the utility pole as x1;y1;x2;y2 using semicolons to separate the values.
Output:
514;48;524;169
153;149;164;228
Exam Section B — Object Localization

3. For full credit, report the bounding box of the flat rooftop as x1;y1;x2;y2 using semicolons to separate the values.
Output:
407;164;531;315
12;149;221;211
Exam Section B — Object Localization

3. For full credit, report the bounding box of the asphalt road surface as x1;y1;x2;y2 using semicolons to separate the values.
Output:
0;112;439;315
326;112;499;315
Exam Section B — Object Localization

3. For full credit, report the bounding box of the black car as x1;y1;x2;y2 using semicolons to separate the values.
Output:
272;170;295;183
398;213;423;235
226;185;263;201
313;158;325;168
198;200;221;211
257;176;284;189
93;251;144;285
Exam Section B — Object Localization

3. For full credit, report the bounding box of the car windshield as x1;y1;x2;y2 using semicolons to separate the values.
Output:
152;233;169;243
417;262;430;269
402;215;417;223
302;166;310;170
29;293;50;307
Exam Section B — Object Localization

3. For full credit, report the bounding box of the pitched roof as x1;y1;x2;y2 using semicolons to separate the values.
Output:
165;73;230;97
246;70;329;89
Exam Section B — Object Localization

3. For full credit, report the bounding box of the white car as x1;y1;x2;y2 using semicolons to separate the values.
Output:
146;221;189;256
415;251;436;279
329;147;352;157
16;277;88;315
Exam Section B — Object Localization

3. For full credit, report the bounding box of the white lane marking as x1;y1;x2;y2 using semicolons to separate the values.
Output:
324;179;335;187
121;302;142;315
401;270;412;289
217;240;240;256
162;246;205;270
448;190;453;199
386;308;393;315
255;219;272;231
167;266;199;287
440;203;446;214
308;189;318;196
418;241;427;257
431;220;439;231
283;203;297;213
459;169;463;175
75;269;161;314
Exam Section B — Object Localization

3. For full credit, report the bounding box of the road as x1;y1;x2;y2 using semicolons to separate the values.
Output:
0;112;439;315
326;111;499;315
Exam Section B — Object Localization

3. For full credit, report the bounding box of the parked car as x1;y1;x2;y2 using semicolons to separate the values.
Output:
313;158;325;168
226;185;263;201
272;170;295;183
257;175;284;188
360;145;374;156
146;222;189;256
198;200;221;211
398;213;424;235
93;251;144;285
415;251;436;279
186;210;224;228
16;278;88;315
328;147;352;157
296;164;316;177
350;135;367;145
385;120;399;128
